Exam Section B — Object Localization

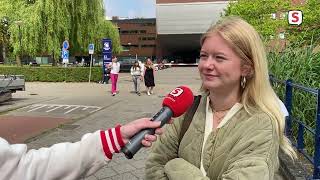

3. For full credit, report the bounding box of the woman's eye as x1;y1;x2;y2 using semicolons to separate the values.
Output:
200;54;207;59
216;56;226;61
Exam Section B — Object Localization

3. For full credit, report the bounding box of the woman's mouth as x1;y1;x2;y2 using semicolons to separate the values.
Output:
203;74;219;79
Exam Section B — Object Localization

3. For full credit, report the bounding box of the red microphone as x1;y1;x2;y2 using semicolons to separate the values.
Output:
121;86;194;159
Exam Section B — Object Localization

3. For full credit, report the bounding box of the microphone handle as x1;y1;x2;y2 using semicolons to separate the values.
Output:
121;106;173;159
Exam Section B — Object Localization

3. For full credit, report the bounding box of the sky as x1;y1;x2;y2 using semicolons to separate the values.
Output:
104;0;156;19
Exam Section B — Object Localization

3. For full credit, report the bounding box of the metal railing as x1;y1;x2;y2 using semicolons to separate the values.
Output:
270;76;320;179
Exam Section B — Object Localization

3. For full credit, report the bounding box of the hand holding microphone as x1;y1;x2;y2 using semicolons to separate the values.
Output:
120;118;164;147
121;86;194;159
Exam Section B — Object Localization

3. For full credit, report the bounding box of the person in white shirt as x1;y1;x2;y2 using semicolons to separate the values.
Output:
278;98;289;117
108;56;120;96
130;61;144;96
138;60;145;73
0;118;165;180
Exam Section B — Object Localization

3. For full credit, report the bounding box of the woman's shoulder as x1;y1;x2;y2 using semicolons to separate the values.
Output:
240;110;275;130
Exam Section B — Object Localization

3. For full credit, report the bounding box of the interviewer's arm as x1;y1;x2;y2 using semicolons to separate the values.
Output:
0;127;123;180
0;118;162;180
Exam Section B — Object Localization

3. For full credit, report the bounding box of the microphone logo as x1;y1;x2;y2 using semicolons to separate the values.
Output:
169;87;184;97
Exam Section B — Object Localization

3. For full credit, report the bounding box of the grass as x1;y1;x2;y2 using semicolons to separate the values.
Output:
268;42;320;163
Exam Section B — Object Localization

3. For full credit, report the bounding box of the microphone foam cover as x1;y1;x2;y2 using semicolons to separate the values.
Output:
162;86;194;117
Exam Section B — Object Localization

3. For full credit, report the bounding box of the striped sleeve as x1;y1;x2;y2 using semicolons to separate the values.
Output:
100;125;125;160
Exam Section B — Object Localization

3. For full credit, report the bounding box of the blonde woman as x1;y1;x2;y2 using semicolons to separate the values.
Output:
146;16;296;180
144;58;156;95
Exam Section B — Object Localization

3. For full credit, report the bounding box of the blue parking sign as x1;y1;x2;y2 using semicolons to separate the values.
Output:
62;49;69;64
62;40;69;50
63;50;69;59
89;44;94;54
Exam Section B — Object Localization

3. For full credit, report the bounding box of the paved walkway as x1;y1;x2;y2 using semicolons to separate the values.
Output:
8;67;201;180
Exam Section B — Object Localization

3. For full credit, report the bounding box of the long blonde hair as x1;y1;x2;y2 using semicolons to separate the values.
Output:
201;16;296;159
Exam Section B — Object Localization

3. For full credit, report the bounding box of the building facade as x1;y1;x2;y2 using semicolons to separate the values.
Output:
113;0;307;63
112;17;157;61
156;0;229;63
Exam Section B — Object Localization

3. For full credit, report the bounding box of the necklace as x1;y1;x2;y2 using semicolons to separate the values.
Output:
213;111;227;123
212;107;232;124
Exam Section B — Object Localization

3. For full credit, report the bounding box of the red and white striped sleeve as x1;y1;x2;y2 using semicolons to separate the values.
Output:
99;125;125;160
0;125;127;179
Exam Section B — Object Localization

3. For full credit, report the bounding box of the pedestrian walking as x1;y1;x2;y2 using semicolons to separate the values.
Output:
144;58;156;96
108;56;120;96
130;61;143;96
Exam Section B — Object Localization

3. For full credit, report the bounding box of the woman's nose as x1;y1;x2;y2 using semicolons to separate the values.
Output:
203;57;215;70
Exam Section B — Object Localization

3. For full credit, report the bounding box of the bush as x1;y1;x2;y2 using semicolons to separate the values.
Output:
0;66;103;82
268;44;320;158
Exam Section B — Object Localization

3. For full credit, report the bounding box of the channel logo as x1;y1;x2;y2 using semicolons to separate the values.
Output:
288;10;303;25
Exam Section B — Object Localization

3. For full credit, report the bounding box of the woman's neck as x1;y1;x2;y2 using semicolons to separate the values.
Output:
209;88;241;111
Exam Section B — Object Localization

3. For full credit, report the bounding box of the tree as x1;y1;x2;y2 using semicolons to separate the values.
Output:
0;0;121;66
223;0;320;48
286;0;320;47
0;16;10;63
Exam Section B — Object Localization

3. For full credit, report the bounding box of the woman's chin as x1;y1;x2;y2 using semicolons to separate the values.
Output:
202;83;219;90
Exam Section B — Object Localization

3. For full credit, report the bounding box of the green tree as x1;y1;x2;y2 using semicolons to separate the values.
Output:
224;0;320;47
286;0;320;47
0;0;121;66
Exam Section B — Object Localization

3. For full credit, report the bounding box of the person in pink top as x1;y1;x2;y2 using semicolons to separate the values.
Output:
108;56;121;96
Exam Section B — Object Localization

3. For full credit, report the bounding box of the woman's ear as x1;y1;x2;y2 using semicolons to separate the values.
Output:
241;64;253;77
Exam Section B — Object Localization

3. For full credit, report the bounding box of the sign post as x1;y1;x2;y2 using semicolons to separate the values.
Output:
62;49;69;67
62;40;69;67
102;39;112;84
88;43;94;83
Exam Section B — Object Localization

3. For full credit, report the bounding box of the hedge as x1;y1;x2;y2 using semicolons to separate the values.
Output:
0;66;104;82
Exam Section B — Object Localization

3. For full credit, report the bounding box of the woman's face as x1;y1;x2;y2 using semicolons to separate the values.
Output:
112;57;117;62
147;59;151;65
198;33;243;92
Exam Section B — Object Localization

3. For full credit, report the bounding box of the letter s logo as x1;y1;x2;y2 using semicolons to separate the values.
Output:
169;87;184;97
292;12;299;22
288;10;303;25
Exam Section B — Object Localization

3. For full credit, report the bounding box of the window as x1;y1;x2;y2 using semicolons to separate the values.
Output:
141;22;155;26
141;44;156;48
120;30;129;34
120;30;138;34
139;37;156;41
122;44;139;48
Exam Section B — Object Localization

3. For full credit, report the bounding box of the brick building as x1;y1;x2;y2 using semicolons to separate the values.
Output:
111;0;228;63
112;17;157;61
